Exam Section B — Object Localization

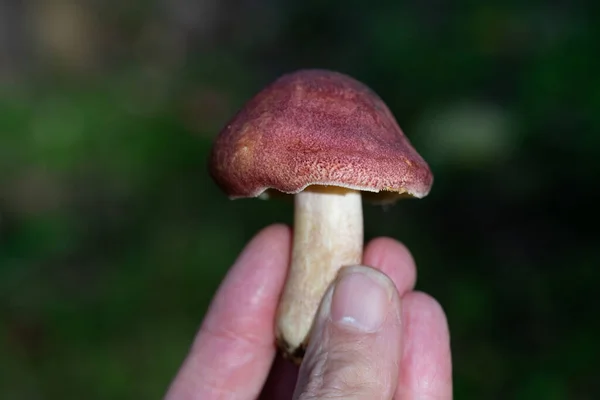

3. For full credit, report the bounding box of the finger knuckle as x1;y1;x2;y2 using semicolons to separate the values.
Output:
298;343;392;400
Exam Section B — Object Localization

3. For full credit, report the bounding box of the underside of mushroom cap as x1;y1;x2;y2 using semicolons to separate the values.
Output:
209;69;433;203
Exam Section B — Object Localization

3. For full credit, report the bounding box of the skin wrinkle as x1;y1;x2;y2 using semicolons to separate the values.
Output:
199;283;275;354
310;353;383;398
306;332;396;399
197;321;268;359
297;347;328;399
185;322;266;399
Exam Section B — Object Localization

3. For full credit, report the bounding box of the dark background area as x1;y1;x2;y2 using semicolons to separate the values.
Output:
0;1;598;398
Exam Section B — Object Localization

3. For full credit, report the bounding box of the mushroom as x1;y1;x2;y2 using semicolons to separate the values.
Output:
208;69;433;363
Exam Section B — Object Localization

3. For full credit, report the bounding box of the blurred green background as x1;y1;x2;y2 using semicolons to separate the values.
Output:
1;1;598;399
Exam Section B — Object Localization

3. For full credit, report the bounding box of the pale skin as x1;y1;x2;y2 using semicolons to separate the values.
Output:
165;224;453;399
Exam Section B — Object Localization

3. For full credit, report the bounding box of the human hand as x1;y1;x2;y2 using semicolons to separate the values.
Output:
165;224;452;399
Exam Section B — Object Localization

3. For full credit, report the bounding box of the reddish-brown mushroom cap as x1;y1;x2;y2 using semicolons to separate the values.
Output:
209;69;433;202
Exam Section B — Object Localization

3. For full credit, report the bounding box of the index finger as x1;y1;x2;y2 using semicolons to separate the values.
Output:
165;224;292;400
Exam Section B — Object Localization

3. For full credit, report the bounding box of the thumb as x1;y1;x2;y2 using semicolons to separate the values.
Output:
293;265;403;400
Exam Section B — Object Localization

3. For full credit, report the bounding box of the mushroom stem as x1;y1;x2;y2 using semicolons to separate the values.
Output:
275;186;363;362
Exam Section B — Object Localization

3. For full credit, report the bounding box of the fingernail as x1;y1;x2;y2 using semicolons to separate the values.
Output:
330;266;393;333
